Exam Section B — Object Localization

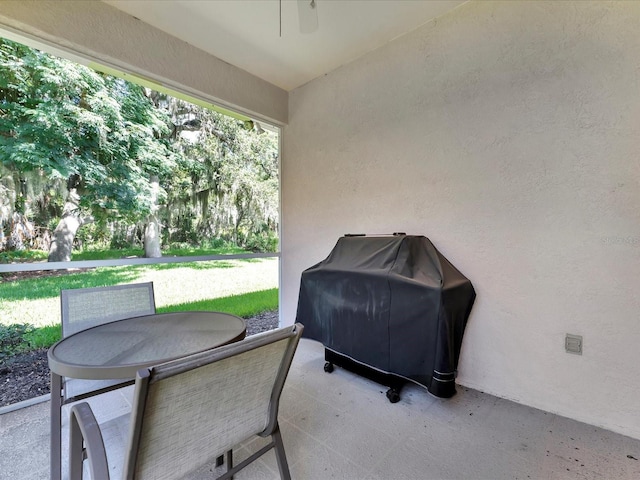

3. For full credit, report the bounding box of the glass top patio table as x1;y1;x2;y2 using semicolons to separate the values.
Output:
47;311;247;380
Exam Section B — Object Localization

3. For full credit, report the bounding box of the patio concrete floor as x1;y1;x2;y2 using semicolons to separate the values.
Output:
2;337;640;480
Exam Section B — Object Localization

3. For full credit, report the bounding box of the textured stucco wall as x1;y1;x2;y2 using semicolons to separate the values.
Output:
282;1;640;438
0;0;287;124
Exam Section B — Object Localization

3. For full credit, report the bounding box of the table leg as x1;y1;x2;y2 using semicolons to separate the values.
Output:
50;372;62;480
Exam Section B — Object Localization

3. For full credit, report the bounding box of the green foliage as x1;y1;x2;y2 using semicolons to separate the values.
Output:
0;38;180;232
0;37;279;257
72;247;145;261
108;227;140;250
74;222;114;250
0;244;252;265
164;105;279;252
165;242;245;256
0;249;47;263
244;231;279;253
0;323;32;362
65;244;247;261
23;324;61;350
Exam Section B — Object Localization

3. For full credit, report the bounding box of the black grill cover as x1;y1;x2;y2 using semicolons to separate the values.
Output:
295;235;475;398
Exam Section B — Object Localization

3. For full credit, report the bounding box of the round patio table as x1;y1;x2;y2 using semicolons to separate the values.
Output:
48;311;246;379
48;311;246;480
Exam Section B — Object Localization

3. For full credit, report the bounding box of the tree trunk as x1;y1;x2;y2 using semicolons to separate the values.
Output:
144;175;162;258
6;212;35;250
0;169;15;250
47;185;92;262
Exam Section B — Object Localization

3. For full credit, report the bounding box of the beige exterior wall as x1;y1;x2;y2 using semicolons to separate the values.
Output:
282;1;640;439
0;0;287;124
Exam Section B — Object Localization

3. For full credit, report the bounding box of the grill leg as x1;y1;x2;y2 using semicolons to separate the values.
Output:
386;388;401;403
324;348;407;404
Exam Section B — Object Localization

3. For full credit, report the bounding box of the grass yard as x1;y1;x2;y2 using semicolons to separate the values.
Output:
0;257;279;329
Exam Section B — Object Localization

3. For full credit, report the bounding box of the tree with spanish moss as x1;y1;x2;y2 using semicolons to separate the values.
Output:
0;38;179;260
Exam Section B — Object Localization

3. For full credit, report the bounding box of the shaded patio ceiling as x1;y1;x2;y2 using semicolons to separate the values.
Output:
104;0;467;91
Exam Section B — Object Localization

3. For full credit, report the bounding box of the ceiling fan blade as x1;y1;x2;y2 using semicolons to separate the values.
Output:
297;0;318;34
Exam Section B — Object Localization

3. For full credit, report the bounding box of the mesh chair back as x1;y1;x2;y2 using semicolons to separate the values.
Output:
124;323;302;480
59;282;156;400
61;283;156;337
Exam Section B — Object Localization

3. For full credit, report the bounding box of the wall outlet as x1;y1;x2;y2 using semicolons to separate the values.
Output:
565;334;583;355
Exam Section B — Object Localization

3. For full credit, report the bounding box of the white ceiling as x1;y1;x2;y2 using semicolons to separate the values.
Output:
104;0;466;91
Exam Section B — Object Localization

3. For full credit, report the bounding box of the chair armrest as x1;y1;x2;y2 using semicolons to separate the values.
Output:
69;402;110;480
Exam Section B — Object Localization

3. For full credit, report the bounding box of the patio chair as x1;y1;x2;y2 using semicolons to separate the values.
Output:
58;282;156;399
68;323;303;480
60;282;156;338
51;282;156;480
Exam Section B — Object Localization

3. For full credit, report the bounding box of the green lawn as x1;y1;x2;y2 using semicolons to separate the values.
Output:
6;287;278;354
0;257;279;355
0;257;278;327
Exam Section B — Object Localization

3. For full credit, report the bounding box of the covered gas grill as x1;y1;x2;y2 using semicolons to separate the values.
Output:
295;234;475;402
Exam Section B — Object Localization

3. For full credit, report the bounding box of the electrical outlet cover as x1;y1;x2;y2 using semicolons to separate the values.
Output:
565;334;583;355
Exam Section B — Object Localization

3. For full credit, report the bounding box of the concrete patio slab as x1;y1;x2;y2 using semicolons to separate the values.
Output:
1;338;639;480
